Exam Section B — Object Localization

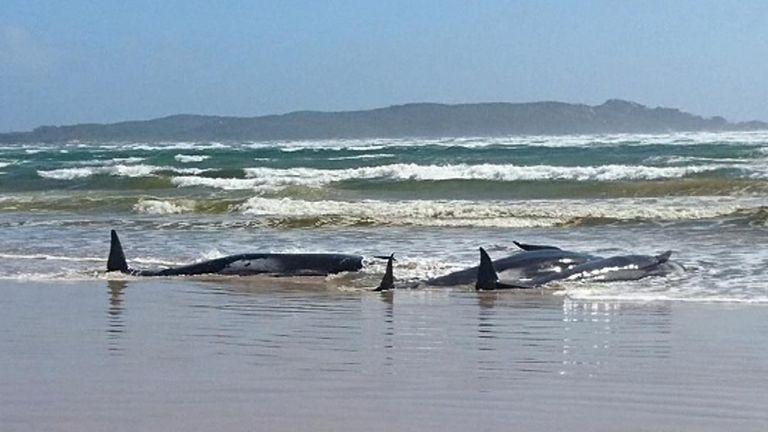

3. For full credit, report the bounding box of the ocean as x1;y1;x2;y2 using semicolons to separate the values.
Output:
1;131;767;300
1;131;767;431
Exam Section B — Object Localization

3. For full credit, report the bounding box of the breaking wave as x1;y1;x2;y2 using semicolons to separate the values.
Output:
133;199;194;215
232;196;767;228
3;192;766;228
174;154;210;163
38;165;211;180
163;163;760;192
326;153;396;161
242;163;741;182
171;175;265;190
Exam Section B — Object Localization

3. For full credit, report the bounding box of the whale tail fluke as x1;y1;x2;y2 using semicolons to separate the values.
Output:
374;253;396;291
513;241;561;251
107;230;129;273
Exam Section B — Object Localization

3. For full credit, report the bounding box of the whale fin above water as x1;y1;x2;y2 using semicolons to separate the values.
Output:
655;250;673;264
374;253;396;291
107;230;129;273
476;248;499;290
513;241;561;251
476;248;533;290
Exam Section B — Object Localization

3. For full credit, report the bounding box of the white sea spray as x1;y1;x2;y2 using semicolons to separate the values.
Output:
174;154;210;163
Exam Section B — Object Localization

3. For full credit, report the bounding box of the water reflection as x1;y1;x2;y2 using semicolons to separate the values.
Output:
474;292;566;378
106;280;127;353
110;278;675;384
559;298;672;377
470;291;673;378
379;290;395;366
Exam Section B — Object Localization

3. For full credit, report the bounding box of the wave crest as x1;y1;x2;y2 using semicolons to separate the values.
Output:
133;199;193;215
168;163;748;192
233;196;764;228
38;165;210;180
174;154;210;163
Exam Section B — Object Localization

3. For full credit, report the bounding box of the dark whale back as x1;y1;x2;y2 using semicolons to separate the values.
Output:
427;249;597;287
107;230;363;277
529;251;678;286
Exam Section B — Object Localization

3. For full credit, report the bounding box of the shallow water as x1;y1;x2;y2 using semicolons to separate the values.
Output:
1;215;766;302
1;280;766;431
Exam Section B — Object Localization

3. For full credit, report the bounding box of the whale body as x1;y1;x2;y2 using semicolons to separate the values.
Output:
426;248;599;287
107;230;363;277
475;247;683;290
525;251;683;286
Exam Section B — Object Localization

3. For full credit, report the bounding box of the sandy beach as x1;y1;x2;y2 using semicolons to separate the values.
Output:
1;279;766;431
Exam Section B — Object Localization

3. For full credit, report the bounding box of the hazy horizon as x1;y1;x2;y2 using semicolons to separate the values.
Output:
2;0;767;132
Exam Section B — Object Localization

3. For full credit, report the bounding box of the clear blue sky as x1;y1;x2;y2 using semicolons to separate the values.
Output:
1;0;767;131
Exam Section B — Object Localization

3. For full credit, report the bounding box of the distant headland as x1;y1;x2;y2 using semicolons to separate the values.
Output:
2;99;765;143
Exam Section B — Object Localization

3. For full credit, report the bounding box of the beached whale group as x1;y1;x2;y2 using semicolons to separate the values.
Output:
107;230;684;290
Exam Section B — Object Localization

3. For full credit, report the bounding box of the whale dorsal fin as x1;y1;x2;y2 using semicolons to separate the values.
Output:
477;247;535;290
655;250;673;264
513;241;561;251
476;248;500;290
107;230;129;273
374;253;395;291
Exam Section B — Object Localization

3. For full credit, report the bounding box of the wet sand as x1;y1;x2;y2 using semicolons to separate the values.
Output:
1;279;766;431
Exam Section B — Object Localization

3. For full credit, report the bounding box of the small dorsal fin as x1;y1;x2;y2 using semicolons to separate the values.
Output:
476;248;500;290
513;241;561;251
656;250;673;264
107;230;129;273
374;253;395;291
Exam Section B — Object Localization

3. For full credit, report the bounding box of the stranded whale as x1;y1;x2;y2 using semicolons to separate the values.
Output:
107;230;363;277
375;242;683;291
475;247;683;290
374;242;600;291
425;247;599;287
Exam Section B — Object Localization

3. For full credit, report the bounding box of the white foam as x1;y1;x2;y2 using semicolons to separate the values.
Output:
133;199;193;215
121;142;228;151
110;157;146;164
234;196;764;228
37;165;210;180
0;252;105;262
233;131;768;151
237;163;736;190
172;167;211;175
172;176;269;191
0;252;184;267
38;167;100;180
174;154;210;163
326;153;396;161
644;155;752;165
21;131;768;156
200;249;226;260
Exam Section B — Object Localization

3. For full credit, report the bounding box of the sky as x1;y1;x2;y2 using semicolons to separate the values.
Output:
1;0;767;132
